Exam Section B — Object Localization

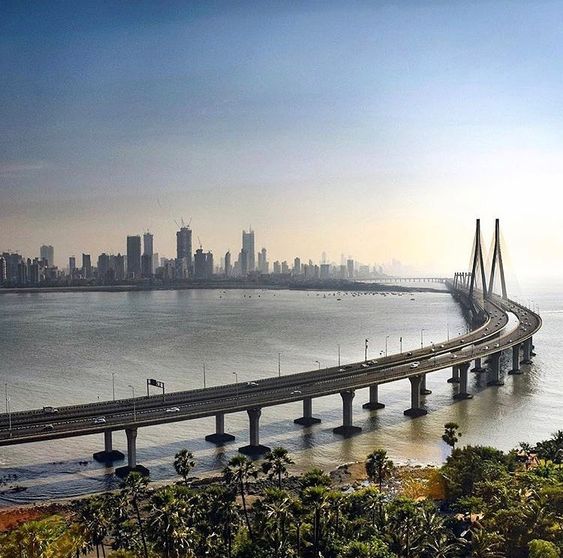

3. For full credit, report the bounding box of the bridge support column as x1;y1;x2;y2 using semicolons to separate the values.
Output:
454;363;473;400
294;397;321;426
447;365;460;383
404;375;428;417
362;385;385;410
521;339;533;365
205;412;235;444
333;390;361;435
239;408;270;456
508;343;522;375
420;373;432;395
487;352;504;386
471;357;486;373
115;428;149;478
93;430;125;464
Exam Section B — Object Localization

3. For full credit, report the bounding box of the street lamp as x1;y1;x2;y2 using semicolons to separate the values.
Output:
337;344;341;367
112;372;116;401
203;362;207;389
385;335;389;357
314;360;321;370
364;338;369;362
128;384;136;423
400;336;403;354
278;352;281;378
233;372;239;398
420;329;426;349
7;397;12;435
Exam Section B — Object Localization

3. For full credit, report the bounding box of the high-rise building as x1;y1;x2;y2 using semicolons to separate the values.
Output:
127;235;142;277
176;226;192;267
143;232;154;257
242;229;255;272
40;245;54;266
293;257;301;275
141;254;153;278
0;257;6;284
239;249;248;277
259;247;268;274
347;259;354;279
194;249;213;280
224;251;232;277
320;264;331;280
98;253;110;282
69;256;76;275
82;254;92;279
114;254;125;281
281;261;289;274
273;261;281;274
205;251;214;278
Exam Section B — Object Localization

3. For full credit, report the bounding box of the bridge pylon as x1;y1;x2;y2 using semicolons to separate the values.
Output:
468;218;488;307
487;218;508;300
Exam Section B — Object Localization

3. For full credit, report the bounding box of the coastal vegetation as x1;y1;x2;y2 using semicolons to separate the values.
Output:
0;430;561;558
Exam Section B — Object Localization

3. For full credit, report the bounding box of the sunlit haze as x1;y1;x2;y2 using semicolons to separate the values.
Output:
1;1;562;278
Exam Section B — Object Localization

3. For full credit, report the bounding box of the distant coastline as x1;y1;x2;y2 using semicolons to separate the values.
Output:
0;279;446;295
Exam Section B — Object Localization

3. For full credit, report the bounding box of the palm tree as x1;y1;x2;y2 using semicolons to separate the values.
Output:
76;496;111;557
173;449;195;485
122;472;150;558
262;447;294;488
259;488;293;558
442;422;462;449
301;485;329;555
470;529;505;558
365;449;394;491
223;455;258;542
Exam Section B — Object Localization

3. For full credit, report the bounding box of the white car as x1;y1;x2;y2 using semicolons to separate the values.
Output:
246;381;258;387
291;390;302;395
93;417;106;424
166;407;180;413
409;362;420;369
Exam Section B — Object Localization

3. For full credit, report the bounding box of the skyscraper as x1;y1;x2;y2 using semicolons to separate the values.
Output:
143;232;154;257
176;226;192;278
347;259;354;279
68;256;76;275
224;251;232;277
127;235;141;277
82;254;92;278
242;229;255;272
0;257;6;284
40;245;54;266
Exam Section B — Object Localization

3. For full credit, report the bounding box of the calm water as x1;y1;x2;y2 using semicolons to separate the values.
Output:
0;284;561;505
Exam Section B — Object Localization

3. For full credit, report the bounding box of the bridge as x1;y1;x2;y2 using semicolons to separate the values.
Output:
372;277;448;283
0;219;541;478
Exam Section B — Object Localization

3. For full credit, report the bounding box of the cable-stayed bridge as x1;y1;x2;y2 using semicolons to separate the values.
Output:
0;219;541;477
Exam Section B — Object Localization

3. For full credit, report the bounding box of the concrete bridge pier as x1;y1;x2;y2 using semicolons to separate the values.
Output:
294;397;322;426
239;408;270;456
362;385;385;410
508;343;522;375
420;373;432;395
115;428;149;478
93;430;125;464
205;412;235;444
471;357;486;373
454;363;473;399
333;390;362;435
521;338;533;365
447;365;460;383
404;375;428;417
487;353;504;386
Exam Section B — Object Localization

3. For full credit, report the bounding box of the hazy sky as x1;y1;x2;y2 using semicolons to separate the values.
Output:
1;1;562;278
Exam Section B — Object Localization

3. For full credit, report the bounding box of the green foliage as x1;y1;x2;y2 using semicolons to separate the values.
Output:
442;422;462;449
528;539;561;558
173;448;195;484
365;449;394;491
535;430;563;462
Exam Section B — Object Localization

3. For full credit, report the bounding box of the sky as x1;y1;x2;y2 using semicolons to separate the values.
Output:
1;0;563;278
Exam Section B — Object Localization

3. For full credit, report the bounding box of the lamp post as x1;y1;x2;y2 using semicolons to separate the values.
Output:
314;360;321;370
385;335;389;357
4;383;7;414
7;397;12;435
337;344;341;367
128;385;136;423
420;329;425;349
400;336;403;354
278;352;281;378
364;338;369;362
233;372;239;399
112;372;116;401
203;362;207;388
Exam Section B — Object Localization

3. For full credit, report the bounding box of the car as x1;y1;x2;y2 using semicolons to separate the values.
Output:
450;354;458;359
484;346;490;350
494;343;500;348
406;352;413;356
367;360;378;365
42;424;54;431
361;363;369;368
291;390;302;395
93;417;106;424
409;362;420;369
246;381;258;387
338;368;346;372
166;407;180;413
508;339;513;343
42;406;58;414
439;344;445;348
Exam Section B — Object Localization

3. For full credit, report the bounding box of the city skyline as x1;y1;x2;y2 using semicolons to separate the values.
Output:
1;2;563;279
